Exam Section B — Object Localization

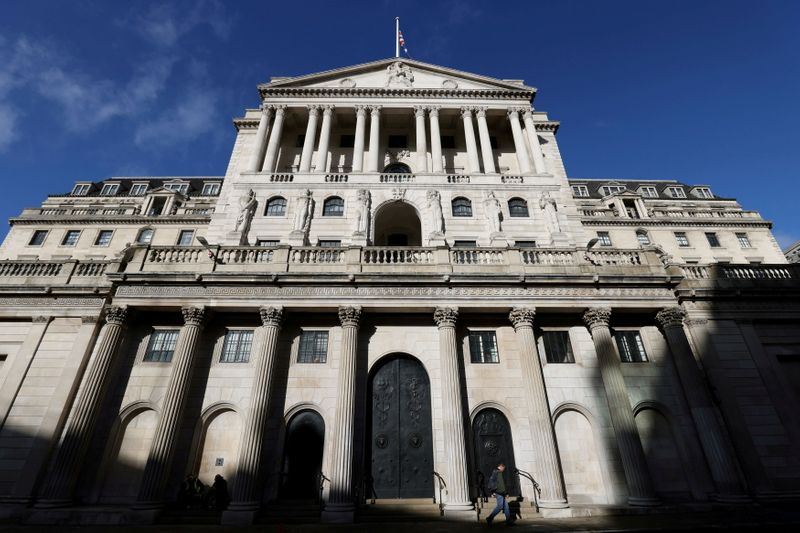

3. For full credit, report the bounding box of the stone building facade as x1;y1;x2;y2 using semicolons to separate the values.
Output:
0;58;798;525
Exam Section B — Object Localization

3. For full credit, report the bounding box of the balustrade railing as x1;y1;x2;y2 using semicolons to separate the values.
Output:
148;246;204;264
379;173;415;183
522;249;577;266
451;248;505;265
363;247;434;264
0;261;63;277
290;247;344;264
217;246;275;264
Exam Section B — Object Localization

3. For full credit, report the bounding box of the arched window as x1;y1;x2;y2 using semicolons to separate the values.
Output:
451;197;472;217
636;229;651;246
508;197;529;217
265;196;287;216
137;228;154;244
323;196;344;216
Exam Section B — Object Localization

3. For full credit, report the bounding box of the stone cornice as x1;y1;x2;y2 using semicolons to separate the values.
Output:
259;87;534;100
580;218;771;229
9;215;212;226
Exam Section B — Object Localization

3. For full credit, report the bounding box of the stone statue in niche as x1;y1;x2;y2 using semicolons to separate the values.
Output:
427;190;444;235
484;191;502;234
385;61;414;88
293;189;313;235
354;189;370;235
234;189;258;234
539;191;562;234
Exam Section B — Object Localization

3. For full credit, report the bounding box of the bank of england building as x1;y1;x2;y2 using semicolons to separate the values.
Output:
0;58;798;524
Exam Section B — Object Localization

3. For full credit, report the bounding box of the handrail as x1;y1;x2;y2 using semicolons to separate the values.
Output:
514;469;541;513
318;471;330;504
432;471;447;516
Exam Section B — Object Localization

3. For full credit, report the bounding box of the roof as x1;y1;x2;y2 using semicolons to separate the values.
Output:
567;179;733;201
52;177;224;199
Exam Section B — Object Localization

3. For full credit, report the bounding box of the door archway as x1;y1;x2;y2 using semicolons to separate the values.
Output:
472;408;520;497
281;410;325;500
368;354;433;499
373;201;422;246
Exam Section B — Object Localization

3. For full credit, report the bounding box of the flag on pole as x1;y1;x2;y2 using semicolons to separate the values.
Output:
397;23;410;58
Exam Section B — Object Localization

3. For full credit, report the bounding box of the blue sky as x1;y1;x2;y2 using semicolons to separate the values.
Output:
1;0;798;247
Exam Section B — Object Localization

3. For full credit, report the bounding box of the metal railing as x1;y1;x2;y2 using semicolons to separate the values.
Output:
432;471;447;516
318;471;330;504
514;469;541;512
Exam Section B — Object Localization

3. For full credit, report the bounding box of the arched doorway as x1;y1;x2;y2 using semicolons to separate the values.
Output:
368;355;433;499
472;408;520;497
373;201;422;246
281;410;325;500
382;162;412;173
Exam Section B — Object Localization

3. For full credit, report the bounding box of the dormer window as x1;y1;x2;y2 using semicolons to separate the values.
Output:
667;186;686;198
599;185;626;196
72;184;91;196
639;186;658;198
164;182;189;194
130;183;149;196
572;185;589;197
100;183;119;196
693;187;714;199
202;182;221;196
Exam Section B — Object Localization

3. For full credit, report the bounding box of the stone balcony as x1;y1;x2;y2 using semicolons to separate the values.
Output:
0;259;117;287
244;171;543;186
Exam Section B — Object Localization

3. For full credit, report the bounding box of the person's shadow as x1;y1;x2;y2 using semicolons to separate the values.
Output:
509;497;523;520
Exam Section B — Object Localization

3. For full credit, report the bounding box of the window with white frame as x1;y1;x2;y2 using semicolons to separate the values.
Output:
736;232;751;248
693;187;714;199
542;331;575;363
72;184;91;196
61;230;81;246
667;186;687;198
94;230;113;246
177;230;195;245
571;185;589;197
137;228;154;244
322;196;344;216
596;231;612;246
674;232;690;247
615;330;648;362
201;182;221;196
636;230;651;246
468;331;499;363
130;183;149;196
100;183;119;196
599;185;626;196
28;230;48;246
220;330;253;363
164;182;189;194
144;329;180;362
639;186;658;198
297;331;328;363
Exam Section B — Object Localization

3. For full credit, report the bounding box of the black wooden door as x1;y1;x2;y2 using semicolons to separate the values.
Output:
472;409;519;496
282;410;324;500
369;356;433;499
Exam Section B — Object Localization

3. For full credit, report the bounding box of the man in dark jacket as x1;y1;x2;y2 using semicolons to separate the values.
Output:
485;462;514;526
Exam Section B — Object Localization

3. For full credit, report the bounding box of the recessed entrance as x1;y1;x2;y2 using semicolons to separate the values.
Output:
367;355;433;499
472;408;520;497
373;201;421;246
281;410;325;500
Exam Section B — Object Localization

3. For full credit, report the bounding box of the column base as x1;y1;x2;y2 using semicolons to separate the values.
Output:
33;498;72;509
539;498;570;509
627;496;661;507
443;502;476;521
321;502;355;523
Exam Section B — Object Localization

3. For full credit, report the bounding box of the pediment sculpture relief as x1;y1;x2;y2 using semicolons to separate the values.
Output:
385;61;414;88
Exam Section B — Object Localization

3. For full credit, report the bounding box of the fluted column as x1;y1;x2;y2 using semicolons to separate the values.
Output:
414;106;428;172
655;307;747;501
461;107;481;174
134;307;207;509
314;105;334;172
582;307;659;506
429;106;443;173
433;307;473;513
37;306;129;507
508;308;568;508
322;306;361;522
262;105;286;173
226;307;284;518
366;106;381;172
522;109;546;174
299;106;320;172
247;104;272;172
352;106;367;172
475;107;496;174
507;108;533;174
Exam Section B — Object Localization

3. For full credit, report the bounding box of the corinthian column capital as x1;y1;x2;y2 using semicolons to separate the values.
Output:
475;106;488;119
259;306;284;327
509;307;536;329
354;105;368;116
433;307;459;328
428;105;440;117
306;105;320;116
321;105;335;116
338;306;362;328
181;306;207;327
104;305;128;326
460;106;474;119
413;105;427;117
655;307;686;329
369;105;382;116
583;307;612;330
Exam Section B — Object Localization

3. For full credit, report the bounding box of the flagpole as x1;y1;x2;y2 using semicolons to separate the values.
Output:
395;17;400;58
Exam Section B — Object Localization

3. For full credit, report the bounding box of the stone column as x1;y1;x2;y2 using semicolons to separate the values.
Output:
134;307;206;509
314;105;334;172
36;307;129;507
366;106;381;172
222;307;284;524
507;108;533;174
247;104;272;172
352;106;367;172
429;106;443;173
522;110;546;174
508;308;568;508
475;107;496;174
322;306;362;523
655;307;747;501
414;106;428;173
461;107;481;174
582;307;659;506
299;106;320;172
262;105;286;173
433;307;474;515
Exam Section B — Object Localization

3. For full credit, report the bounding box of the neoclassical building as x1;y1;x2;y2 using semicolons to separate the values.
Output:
0;58;798;525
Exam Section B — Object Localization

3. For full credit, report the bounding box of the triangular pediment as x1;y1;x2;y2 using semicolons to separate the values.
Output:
261;58;534;92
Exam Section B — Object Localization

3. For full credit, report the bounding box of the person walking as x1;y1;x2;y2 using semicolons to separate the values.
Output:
485;462;515;527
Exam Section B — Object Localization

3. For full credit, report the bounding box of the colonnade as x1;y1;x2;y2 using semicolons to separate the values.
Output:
247;104;548;175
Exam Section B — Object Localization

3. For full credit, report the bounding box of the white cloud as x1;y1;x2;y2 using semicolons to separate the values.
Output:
126;0;232;48
134;90;218;147
0;104;18;151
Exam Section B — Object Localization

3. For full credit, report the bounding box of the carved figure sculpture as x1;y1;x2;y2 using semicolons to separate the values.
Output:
484;191;502;233
293;189;313;234
539;191;562;234
427;190;444;235
234;189;258;233
354;189;370;235
386;61;414;88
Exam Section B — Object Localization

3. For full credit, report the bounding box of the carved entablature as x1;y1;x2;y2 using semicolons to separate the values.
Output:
104;305;128;326
655;307;686;329
181;306;207;327
259;306;284;327
433;307;459;328
509;307;536;329
338;305;362;327
582;307;612;329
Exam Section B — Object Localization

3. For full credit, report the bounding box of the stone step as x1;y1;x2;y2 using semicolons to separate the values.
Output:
359;499;445;522
156;509;221;525
257;502;322;524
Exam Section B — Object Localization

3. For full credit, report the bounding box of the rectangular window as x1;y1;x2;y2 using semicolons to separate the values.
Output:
29;230;48;246
469;331;499;363
515;240;536;248
736;232;751;248
705;232;721;247
453;240;477;247
61;230;81;246
571;185;589;197
339;134;354;148
667;186;687;198
220;330;253;363
298;331;328;363
596;231;612;247
615;331;648;362
130;183;148;196
100;183;119;196
144;329;180;362
94;230;113;246
542;331;575;364
165;183;189;194
387;135;407;148
599;185;626;196
318;240;341;248
640;186;658;198
440;135;456;149
137;228;154;244
72;184;91;196
256;239;279;247
623;199;640;219
177;230;195;245
693;187;714;199
674;232;690;247
202;183;221;195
